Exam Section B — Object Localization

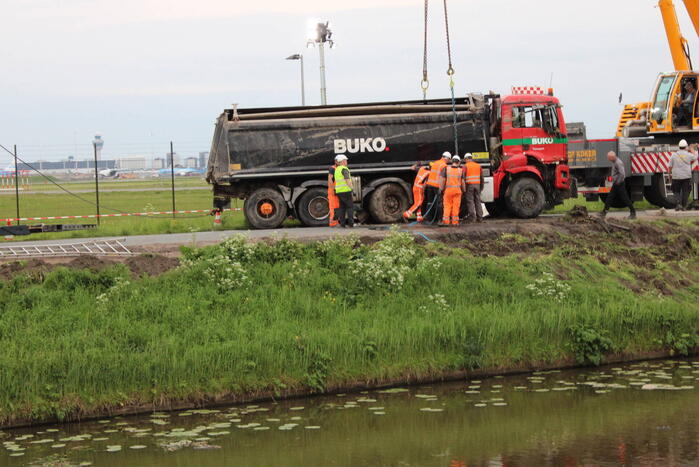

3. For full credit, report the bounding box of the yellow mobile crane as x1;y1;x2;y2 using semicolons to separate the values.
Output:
617;0;699;140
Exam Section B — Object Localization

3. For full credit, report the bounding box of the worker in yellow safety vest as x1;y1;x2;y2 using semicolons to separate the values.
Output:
422;151;451;224
334;154;354;228
462;153;484;223
403;162;430;222
441;155;466;225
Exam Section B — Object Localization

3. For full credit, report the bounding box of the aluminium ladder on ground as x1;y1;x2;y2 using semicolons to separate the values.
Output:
0;238;133;258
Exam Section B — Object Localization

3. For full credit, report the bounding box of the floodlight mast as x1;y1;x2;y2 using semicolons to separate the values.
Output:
307;21;333;106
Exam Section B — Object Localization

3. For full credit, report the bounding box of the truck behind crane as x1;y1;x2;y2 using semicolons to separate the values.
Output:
206;88;572;229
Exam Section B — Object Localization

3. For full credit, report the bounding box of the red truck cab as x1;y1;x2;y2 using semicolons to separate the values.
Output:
485;90;570;216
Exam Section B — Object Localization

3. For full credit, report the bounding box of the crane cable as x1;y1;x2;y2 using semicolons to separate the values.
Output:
443;0;459;156
421;0;430;101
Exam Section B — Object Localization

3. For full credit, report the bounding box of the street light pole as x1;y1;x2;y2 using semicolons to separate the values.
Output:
285;54;306;106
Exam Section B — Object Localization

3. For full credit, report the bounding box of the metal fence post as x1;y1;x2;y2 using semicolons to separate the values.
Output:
13;145;19;225
170;141;176;218
93;142;101;225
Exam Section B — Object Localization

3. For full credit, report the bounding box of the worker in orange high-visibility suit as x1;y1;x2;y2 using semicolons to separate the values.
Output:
403;163;430;222
441;155;465;226
463;153;484;223
327;159;340;227
422;151;451;224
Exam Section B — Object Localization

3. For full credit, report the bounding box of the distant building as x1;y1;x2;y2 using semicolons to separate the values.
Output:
152;158;166;169
117;157;147;170
199;151;209;168
184;157;198;168
166;152;180;168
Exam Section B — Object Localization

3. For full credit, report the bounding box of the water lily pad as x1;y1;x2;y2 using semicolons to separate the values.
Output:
373;412;386;415
304;426;321;429
492;402;508;406
106;445;122;452
92;438;109;442
130;445;147;449
51;443;66;448
289;407;305;411
474;403;487;407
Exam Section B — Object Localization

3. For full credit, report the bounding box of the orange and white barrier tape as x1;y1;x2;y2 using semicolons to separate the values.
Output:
4;207;243;223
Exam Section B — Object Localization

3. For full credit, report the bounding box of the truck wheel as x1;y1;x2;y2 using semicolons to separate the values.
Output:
368;183;409;224
643;174;677;209
297;187;330;227
243;188;288;229
485;199;507;218
505;177;546;218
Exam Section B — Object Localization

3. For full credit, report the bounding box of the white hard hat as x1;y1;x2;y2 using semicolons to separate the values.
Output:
451;155;461;162
679;139;688;148
442;151;452;158
335;154;348;162
464;153;473;159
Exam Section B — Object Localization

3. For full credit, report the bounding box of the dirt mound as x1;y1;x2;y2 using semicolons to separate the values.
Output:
67;256;111;271
0;259;53;281
125;254;180;277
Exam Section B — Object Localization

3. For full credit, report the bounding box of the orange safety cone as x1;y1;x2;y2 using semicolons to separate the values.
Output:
213;209;222;228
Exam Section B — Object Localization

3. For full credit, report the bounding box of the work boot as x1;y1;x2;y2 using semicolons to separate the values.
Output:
628;211;637;220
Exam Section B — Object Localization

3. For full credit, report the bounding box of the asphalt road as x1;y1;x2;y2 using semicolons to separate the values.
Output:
1;208;697;252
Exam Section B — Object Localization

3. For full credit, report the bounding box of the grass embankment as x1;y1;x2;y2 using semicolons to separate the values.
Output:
0;219;698;427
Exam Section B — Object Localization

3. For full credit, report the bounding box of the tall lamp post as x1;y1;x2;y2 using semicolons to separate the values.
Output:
92;134;103;225
307;21;334;106
285;54;306;106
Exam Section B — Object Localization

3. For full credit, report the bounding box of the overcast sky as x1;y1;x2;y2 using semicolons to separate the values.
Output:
1;0;696;161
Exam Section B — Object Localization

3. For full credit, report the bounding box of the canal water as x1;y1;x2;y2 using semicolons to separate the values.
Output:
2;358;698;466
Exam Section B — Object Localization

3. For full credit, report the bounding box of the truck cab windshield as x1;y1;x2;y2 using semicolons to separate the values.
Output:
513;105;560;136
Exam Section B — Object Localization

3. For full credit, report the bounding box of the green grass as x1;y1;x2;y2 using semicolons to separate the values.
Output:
0;187;250;240
546;197;656;214
0;226;697;426
12;176;208;192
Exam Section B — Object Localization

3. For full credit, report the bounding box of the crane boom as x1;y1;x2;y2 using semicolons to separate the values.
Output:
659;0;692;70
682;0;699;36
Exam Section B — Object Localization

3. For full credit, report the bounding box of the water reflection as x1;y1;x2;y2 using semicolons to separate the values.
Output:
1;359;698;466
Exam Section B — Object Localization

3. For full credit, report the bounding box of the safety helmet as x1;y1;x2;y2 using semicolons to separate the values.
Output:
679;139;689;148
442;151;452;159
335;154;348;162
451;155;461;162
464;153;473;159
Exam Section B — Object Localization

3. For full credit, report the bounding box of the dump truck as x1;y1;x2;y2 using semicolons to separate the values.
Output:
206;88;572;229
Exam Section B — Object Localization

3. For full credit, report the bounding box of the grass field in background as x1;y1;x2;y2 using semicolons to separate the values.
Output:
0;229;697;426
2;176;208;192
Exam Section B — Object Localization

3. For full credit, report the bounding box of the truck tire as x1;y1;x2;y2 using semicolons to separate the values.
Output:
485;199;507;218
243;188;288;229
643;174;677;209
368;183;409;224
505;177;546;218
297;187;330;227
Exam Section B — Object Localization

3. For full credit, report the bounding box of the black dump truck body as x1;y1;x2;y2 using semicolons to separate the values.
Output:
207;96;492;228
